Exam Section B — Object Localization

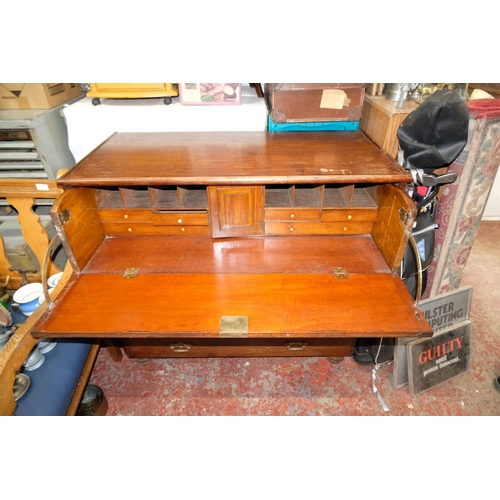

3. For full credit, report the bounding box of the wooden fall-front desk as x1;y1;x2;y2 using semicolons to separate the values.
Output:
31;131;432;364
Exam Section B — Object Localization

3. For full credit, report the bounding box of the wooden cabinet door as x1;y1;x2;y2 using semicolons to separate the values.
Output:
208;186;264;238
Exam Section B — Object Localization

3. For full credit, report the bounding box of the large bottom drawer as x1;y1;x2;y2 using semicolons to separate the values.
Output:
118;338;355;359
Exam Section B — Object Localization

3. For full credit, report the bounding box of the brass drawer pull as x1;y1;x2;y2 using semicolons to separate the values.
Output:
169;343;194;353
284;341;308;351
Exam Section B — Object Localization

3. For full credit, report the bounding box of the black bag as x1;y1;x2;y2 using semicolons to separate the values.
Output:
353;90;469;366
399;90;468;302
397;89;469;172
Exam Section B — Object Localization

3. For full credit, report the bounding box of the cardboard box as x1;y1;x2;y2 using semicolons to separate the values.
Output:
264;83;365;123
179;83;241;105
0;83;82;110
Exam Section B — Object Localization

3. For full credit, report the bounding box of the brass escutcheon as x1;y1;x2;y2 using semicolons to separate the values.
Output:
220;316;248;338
123;268;139;279
169;343;194;353
58;209;71;225
284;342;308;351
333;267;349;279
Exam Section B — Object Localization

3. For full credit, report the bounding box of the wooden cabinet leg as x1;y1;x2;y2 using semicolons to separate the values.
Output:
105;340;123;362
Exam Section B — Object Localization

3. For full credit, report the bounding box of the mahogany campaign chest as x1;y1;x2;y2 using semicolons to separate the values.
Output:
31;131;432;363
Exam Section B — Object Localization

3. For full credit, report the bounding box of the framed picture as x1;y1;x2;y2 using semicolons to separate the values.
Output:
179;83;241;105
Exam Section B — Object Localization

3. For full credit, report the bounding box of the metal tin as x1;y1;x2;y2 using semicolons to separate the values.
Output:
77;385;108;416
13;373;31;401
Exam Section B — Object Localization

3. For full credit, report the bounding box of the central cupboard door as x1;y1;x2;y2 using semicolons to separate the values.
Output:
208;186;264;238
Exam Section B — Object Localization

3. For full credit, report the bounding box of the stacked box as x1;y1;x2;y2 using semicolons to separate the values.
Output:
0;84;82;110
265;83;365;123
268;116;359;132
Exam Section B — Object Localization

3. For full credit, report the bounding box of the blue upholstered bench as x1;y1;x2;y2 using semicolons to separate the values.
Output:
0;297;100;416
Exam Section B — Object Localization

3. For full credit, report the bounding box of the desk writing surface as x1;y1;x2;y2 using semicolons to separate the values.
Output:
82;235;390;275
33;271;425;339
32;235;430;340
56;131;411;187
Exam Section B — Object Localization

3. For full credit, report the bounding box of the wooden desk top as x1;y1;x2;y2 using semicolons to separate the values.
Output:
57;131;411;187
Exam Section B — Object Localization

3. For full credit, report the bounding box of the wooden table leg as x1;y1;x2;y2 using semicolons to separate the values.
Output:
105;340;123;362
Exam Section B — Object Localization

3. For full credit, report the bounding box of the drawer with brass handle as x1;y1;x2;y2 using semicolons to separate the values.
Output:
119;338;355;359
264;208;321;221
265;221;374;235
152;211;209;226
99;209;152;222
321;208;378;222
101;221;211;236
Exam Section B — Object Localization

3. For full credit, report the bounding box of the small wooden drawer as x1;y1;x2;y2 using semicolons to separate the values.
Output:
101;221;211;236
264;208;321;221
152;211;209;226
99;209;152;222
154;225;211;236
101;221;155;235
321;208;378;222
120;338;355;359
265;221;374;235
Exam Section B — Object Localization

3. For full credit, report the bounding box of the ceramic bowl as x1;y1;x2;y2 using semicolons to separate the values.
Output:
37;288;55;305
13;283;44;316
23;347;45;371
37;337;57;353
47;272;63;289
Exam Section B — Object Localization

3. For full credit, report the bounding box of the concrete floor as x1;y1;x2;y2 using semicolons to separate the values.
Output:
88;220;500;416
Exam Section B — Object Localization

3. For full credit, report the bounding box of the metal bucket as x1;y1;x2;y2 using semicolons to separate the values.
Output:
385;83;412;102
